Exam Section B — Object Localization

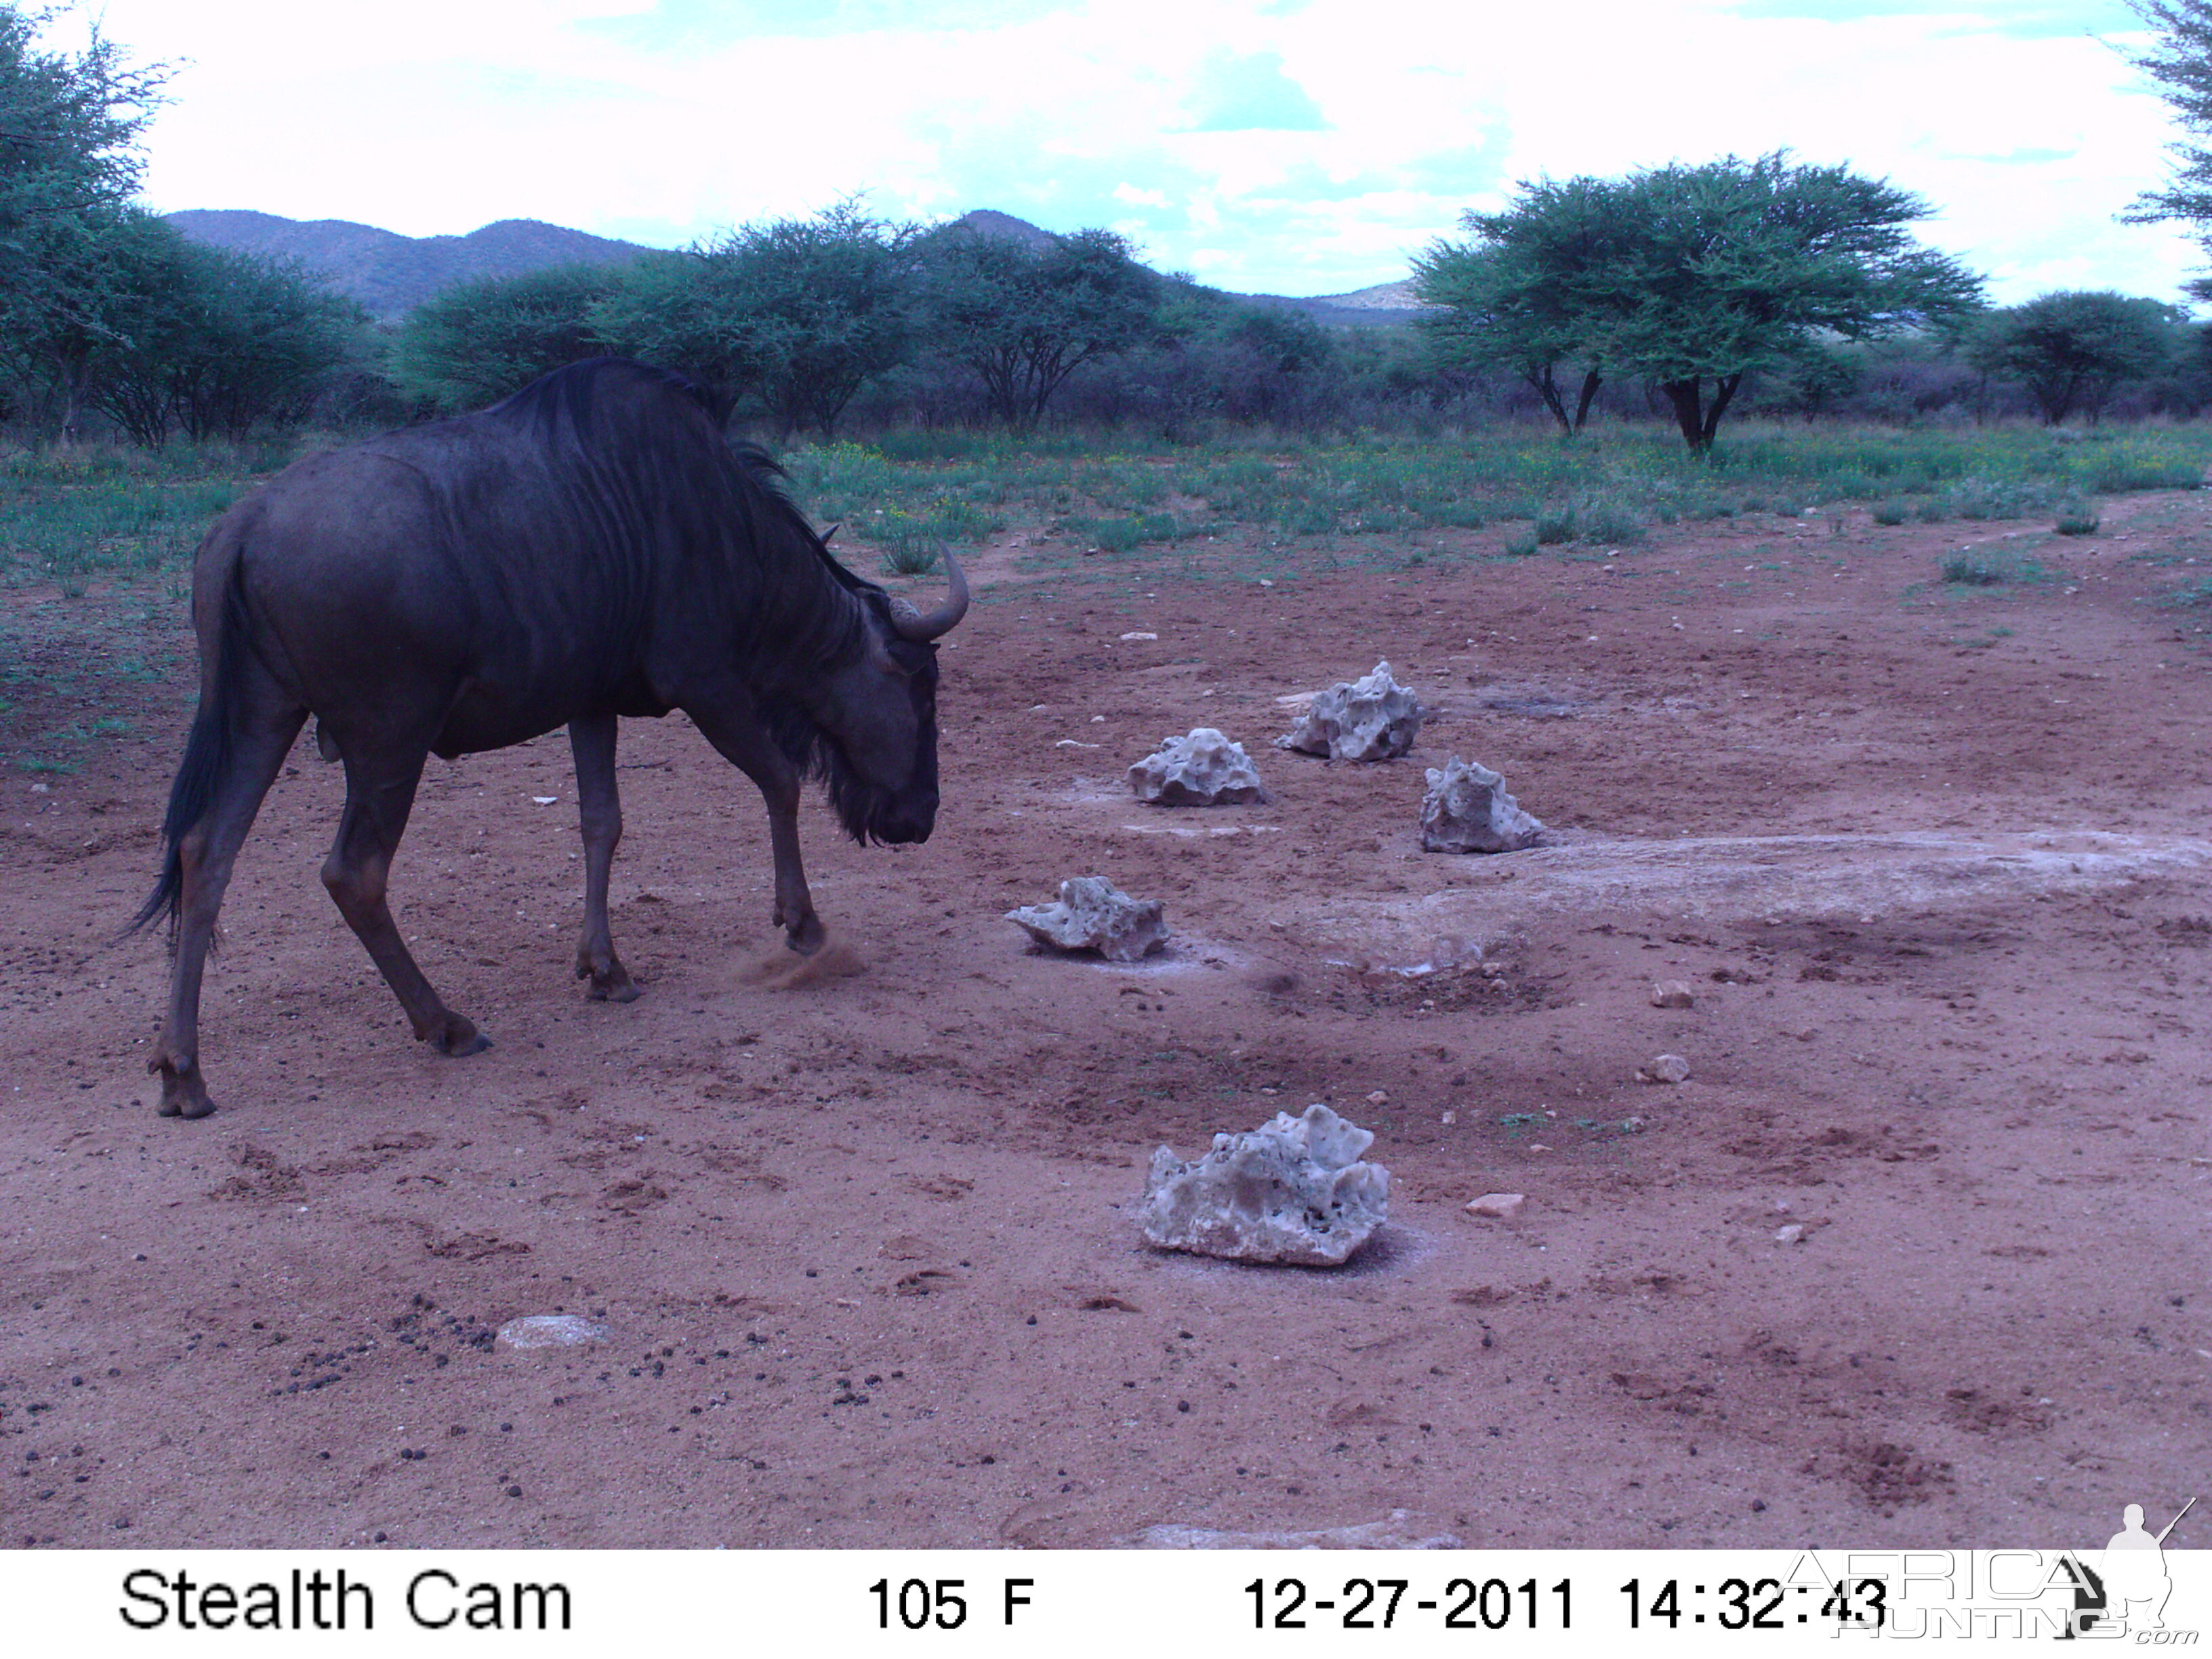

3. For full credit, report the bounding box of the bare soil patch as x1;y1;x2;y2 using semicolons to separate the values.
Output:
3;498;2209;1549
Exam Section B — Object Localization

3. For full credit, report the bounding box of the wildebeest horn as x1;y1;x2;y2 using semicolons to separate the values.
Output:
888;546;969;642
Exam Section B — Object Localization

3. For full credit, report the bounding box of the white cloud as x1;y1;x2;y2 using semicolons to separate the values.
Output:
61;0;2210;302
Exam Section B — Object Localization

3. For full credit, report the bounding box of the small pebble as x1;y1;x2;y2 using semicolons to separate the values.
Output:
1366;1090;1389;1105
1774;1223;1807;1246
1650;980;1695;1009
1639;1054;1692;1085
1464;1192;1526;1220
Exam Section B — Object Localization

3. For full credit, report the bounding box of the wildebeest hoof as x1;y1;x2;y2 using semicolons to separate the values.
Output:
152;1063;216;1120
423;1016;491;1057
586;968;642;1003
784;918;827;956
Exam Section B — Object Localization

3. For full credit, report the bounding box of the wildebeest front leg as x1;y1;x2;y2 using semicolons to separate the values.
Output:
322;752;491;1055
685;698;825;956
568;713;639;1001
150;702;308;1119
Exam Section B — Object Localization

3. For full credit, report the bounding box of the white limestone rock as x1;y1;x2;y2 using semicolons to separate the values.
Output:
1420;756;1545;853
1278;661;1422;761
1132;1510;1464;1550
1137;1103;1389;1266
1006;876;1168;962
496;1314;609;1350
1129;727;1269;806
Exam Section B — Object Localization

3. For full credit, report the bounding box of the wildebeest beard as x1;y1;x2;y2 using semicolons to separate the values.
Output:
761;653;942;847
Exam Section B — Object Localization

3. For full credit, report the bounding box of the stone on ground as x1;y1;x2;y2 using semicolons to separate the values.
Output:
1651;979;1695;1008
496;1314;609;1350
1129;727;1269;805
1638;1053;1692;1085
1132;1509;1462;1549
1137;1103;1389;1265
1420;756;1544;853
1278;660;1422;761
1464;1192;1526;1219
1006;876;1168;962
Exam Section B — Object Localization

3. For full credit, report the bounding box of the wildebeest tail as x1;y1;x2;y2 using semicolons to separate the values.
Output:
128;562;253;936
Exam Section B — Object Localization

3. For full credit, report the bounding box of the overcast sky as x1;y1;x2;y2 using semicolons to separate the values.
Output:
59;0;2212;304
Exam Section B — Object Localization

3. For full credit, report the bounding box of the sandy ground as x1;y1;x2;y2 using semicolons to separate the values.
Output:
3;489;2210;1551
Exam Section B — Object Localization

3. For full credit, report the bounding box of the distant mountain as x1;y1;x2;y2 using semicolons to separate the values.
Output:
948;208;1059;251
165;206;1426;327
952;209;1424;327
1234;278;1429;331
164;211;653;318
954;208;1425;327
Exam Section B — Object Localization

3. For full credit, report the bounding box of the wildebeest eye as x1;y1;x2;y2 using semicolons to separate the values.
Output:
886;638;934;675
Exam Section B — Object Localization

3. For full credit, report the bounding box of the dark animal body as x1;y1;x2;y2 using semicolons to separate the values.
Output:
134;359;966;1119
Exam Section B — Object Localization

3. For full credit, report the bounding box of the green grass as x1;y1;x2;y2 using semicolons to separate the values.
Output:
780;422;2212;575
7;419;2211;604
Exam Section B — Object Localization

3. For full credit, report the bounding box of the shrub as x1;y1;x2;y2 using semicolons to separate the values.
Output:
2053;499;2102;536
1570;492;1647;544
1502;526;1541;556
1870;498;1909;525
1534;505;1576;544
876;528;942;575
1942;552;2009;586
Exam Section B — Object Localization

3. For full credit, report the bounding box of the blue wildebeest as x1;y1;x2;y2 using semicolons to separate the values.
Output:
132;359;966;1119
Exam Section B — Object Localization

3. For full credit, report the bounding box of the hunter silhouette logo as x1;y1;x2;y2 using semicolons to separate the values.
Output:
2060;1497;2196;1639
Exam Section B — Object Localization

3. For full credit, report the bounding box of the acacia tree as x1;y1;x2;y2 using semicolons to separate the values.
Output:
589;201;917;438
1413;175;1612;434
1422;154;1983;452
2123;0;2212;286
912;225;1158;430
0;3;169;434
390;264;623;412
1965;291;2184;424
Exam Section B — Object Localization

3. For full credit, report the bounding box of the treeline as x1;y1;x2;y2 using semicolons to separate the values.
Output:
383;203;1353;438
6;6;2211;451
16;206;2212;451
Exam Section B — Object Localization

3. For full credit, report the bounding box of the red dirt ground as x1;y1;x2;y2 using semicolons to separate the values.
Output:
3;492;2209;1550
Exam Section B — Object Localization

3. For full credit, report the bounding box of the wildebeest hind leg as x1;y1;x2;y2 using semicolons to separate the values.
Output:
321;751;490;1057
568;713;639;1001
150;699;308;1120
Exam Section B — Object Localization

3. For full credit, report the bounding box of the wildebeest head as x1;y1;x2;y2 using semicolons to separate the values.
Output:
774;546;968;847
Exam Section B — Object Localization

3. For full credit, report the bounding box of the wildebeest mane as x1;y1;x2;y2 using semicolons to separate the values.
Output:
486;361;928;846
490;358;898;672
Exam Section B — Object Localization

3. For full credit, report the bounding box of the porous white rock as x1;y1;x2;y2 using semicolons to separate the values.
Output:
1132;1510;1463;1550
1420;756;1544;853
1137;1103;1389;1266
1006;876;1168;962
496;1314;609;1350
1128;727;1269;806
1278;661;1422;761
